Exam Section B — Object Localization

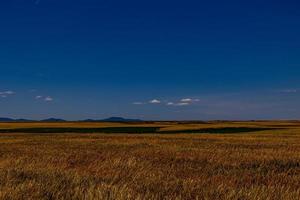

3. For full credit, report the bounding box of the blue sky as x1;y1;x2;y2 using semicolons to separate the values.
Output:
0;0;300;120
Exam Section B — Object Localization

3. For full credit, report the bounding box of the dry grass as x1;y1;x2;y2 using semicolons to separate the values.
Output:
0;122;300;199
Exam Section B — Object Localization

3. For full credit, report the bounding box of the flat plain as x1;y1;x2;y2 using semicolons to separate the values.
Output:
0;121;300;200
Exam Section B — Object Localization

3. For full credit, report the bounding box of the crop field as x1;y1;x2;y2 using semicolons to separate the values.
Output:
0;121;300;199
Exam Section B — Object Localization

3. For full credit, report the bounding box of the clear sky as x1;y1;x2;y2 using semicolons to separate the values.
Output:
1;0;300;120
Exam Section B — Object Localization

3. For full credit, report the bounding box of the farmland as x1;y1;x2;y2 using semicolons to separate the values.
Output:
0;121;300;199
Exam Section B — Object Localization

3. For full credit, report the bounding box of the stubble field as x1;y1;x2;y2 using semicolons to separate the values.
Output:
0;121;299;200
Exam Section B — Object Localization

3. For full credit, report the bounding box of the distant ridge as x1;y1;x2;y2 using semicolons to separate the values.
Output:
14;119;35;122
0;118;15;122
101;117;143;122
0;117;142;122
82;117;143;122
40;118;66;122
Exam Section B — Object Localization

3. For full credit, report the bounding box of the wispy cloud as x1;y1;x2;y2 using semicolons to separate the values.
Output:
279;89;298;93
0;91;15;98
149;99;161;104
133;98;200;106
132;102;145;105
167;102;190;106
29;89;37;93
176;102;190;106
180;98;192;102
44;96;53;102
166;98;200;106
180;98;200;102
35;95;54;102
0;91;15;95
35;0;41;5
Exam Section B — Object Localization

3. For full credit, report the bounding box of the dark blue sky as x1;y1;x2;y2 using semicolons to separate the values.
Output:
1;0;300;120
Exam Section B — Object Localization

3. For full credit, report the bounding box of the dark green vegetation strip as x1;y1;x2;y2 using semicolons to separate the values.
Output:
0;127;278;134
163;127;278;134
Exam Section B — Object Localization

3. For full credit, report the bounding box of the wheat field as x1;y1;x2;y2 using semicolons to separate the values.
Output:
0;121;300;199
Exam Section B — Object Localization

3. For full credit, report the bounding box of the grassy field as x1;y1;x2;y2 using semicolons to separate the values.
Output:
0;121;300;199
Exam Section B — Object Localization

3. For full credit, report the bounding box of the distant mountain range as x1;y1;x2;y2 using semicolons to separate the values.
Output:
0;117;143;122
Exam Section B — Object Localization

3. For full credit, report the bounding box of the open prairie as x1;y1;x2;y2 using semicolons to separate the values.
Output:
0;121;300;199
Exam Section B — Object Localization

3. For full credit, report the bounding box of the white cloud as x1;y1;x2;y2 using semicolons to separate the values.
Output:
35;95;43;99
181;98;192;102
167;102;174;105
149;99;161;104
44;97;53;102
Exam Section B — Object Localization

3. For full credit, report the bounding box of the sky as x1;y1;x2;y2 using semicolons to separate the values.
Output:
0;0;300;120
